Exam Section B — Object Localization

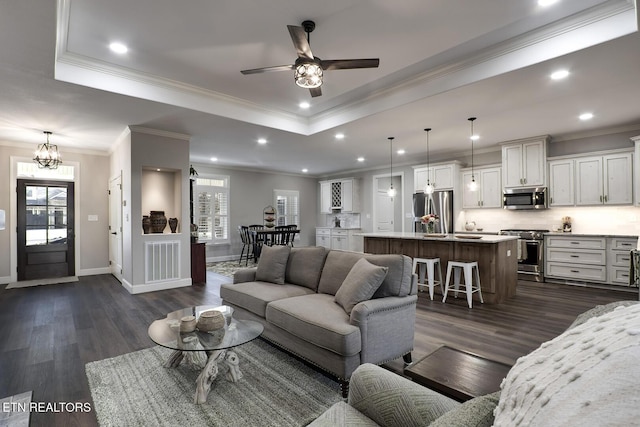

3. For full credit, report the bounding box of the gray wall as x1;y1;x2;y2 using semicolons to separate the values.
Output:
190;164;318;261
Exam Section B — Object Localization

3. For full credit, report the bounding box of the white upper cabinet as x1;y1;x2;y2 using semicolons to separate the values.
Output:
413;162;461;192
462;166;502;209
575;153;633;206
501;137;548;188
319;178;360;213
548;159;575;206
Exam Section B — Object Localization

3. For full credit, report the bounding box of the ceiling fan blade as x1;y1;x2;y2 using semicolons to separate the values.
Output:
309;87;322;97
241;64;294;75
320;59;380;70
287;25;314;60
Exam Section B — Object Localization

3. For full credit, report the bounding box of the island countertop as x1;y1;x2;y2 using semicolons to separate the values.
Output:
360;232;519;304
356;231;519;244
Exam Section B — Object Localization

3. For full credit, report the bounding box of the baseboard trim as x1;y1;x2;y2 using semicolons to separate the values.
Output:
0;275;11;285
122;278;192;294
78;267;111;276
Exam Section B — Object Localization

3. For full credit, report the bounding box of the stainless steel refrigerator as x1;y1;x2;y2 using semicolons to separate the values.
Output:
413;190;453;233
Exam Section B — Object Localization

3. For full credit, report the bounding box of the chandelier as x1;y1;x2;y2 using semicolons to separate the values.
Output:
468;117;478;192
33;131;62;169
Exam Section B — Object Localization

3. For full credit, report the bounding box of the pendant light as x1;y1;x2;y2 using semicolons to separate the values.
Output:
33;131;62;169
468;117;479;192
387;137;397;197
423;128;434;194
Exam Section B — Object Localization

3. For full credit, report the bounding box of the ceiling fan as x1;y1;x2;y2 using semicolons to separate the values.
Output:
240;20;380;97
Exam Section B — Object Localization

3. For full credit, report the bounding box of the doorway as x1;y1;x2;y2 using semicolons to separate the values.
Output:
372;173;404;233
109;175;123;281
16;179;75;280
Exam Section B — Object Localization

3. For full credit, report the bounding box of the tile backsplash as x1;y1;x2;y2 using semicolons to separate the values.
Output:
323;213;361;228
460;206;640;236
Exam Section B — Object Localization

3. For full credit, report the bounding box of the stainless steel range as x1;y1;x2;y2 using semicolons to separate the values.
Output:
499;229;549;282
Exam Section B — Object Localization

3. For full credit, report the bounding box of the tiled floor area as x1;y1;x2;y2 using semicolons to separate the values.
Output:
0;391;31;427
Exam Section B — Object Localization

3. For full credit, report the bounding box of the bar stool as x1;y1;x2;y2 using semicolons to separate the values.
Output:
412;257;443;300
443;260;483;308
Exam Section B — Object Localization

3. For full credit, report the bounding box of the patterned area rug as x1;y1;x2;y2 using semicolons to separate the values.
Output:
206;260;256;278
86;339;341;427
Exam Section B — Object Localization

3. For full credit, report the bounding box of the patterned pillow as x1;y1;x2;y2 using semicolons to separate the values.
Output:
493;303;640;427
430;391;500;427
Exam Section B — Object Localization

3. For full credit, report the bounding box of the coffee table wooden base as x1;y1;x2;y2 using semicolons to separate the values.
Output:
165;349;242;404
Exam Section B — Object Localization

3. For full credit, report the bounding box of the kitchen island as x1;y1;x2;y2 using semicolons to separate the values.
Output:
359;232;519;304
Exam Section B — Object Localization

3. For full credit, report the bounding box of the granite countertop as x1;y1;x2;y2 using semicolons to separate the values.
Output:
544;232;639;239
356;231;519;243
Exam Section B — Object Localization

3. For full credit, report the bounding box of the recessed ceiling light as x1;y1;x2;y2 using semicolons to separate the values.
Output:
302;168;308;173
397;149;405;155
579;112;594;121
550;69;570;80
109;42;128;54
299;102;310;109
257;138;267;144
210;157;218;161
335;133;345;140
538;0;559;7
357;157;365;162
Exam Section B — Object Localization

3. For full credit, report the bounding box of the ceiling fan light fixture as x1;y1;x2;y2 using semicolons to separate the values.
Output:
294;59;323;88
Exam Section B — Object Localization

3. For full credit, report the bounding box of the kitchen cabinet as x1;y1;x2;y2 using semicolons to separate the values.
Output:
575;152;633;205
319;178;360;213
413;162;461;192
607;237;637;285
501;137;548;188
548;159;574;206
545;235;637;286
461;166;502;209
315;228;331;249
316;227;362;252
545;235;607;283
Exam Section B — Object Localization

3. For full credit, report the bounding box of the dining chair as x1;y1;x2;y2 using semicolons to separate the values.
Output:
275;224;297;246
237;226;253;266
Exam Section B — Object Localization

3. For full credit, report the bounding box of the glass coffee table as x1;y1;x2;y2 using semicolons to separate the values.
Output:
148;305;263;404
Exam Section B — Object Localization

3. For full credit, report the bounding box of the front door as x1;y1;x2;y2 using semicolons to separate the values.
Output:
17;179;75;281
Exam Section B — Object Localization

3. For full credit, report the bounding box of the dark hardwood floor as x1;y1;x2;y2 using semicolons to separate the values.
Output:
0;272;635;426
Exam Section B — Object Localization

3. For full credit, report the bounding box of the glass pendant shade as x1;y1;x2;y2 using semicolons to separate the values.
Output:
387;136;395;197
424;182;435;194
294;59;323;88
423;128;434;194
387;186;397;197
33;131;62;169
468;177;478;192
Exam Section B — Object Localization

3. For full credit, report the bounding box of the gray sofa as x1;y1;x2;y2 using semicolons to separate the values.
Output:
311;300;640;426
220;245;417;396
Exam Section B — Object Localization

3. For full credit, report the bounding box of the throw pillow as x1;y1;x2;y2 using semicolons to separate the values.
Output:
255;245;291;285
429;391;500;427
493;303;640;427
334;258;388;314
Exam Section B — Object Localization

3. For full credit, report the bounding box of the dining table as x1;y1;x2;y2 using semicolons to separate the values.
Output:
249;228;300;260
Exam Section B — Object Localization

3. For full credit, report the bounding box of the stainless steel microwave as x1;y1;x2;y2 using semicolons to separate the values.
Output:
503;187;548;210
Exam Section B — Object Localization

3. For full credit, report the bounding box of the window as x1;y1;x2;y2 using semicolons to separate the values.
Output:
274;190;299;226
194;176;229;244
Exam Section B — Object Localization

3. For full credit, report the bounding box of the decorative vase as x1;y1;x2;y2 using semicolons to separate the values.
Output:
168;217;178;233
149;210;167;233
427;223;435;234
142;215;151;234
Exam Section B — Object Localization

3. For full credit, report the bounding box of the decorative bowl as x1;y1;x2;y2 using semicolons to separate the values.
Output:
197;310;225;332
180;315;197;332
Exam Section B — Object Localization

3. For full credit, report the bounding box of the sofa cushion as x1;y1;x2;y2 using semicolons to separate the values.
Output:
285;246;328;291
255;245;290;284
318;251;366;296
429;391;500;427
266;294;362;356
366;254;413;298
220;281;314;318
335;258;388;315
308;401;378;427
493;303;640;427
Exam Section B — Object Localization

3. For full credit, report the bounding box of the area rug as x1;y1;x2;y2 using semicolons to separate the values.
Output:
86;339;341;426
207;260;255;278
0;390;32;427
5;276;78;289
